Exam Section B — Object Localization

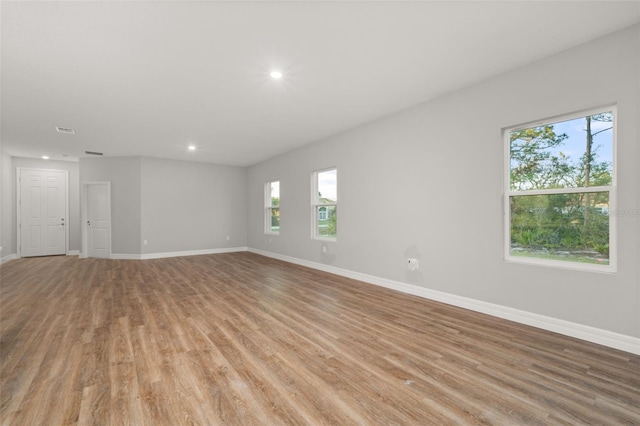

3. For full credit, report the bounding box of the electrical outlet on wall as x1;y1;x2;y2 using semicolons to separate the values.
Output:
407;258;419;270
143;240;148;245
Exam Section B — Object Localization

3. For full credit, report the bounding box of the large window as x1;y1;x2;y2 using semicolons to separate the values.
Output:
265;181;280;234
312;168;337;239
505;107;616;271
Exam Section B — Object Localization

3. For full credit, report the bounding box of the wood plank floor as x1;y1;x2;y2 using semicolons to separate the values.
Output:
1;252;639;425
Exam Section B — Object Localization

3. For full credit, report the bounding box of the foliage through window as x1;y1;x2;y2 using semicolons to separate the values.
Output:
505;108;616;270
265;181;280;234
313;168;337;239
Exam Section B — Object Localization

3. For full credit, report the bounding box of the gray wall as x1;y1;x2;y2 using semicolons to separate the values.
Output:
247;25;640;338
1;156;81;257
80;156;142;255
140;157;247;254
1;153;13;259
79;156;247;256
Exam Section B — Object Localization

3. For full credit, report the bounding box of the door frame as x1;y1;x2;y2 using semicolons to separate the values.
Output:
80;181;112;259
16;168;69;258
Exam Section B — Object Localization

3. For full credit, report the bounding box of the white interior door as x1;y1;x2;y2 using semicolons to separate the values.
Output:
19;169;67;257
87;183;111;258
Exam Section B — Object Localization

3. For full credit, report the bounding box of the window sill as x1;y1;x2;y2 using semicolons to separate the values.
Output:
504;255;616;274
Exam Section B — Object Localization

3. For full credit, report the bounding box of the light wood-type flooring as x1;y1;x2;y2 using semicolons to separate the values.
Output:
1;252;639;425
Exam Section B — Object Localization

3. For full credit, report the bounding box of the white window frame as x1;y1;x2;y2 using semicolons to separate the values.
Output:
503;105;617;273
312;167;337;240
265;180;280;235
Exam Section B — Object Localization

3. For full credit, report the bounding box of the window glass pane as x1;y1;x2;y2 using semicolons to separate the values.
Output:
510;192;609;264
509;112;613;191
317;169;337;203
270;181;280;207
316;205;337;238
270;207;280;233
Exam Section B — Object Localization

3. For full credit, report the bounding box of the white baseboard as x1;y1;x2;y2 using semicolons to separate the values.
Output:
110;253;142;260
0;253;17;264
1;251;79;261
140;247;248;260
111;247;248;261
248;247;640;356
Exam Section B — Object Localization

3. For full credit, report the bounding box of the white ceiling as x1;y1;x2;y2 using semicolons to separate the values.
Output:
2;1;639;167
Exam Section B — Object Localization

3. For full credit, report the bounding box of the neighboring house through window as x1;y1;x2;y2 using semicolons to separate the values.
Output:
312;168;337;239
318;207;327;221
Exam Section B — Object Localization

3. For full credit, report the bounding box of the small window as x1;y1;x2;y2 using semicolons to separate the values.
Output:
265;181;280;234
505;107;616;271
312;168;337;239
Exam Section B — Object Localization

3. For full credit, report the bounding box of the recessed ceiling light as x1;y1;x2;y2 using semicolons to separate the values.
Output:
41;155;50;160
188;144;197;151
270;70;283;80
55;126;75;134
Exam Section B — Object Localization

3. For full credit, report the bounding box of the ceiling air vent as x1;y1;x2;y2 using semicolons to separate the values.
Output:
55;126;75;134
85;151;103;156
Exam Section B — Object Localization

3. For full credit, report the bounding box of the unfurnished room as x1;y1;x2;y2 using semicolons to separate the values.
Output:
1;1;639;424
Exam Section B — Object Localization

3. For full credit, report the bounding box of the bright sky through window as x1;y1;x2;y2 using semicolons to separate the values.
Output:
317;169;337;201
